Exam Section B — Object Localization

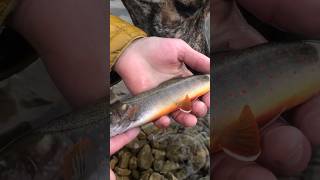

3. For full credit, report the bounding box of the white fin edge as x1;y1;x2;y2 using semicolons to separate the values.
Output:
222;148;261;162
179;108;192;113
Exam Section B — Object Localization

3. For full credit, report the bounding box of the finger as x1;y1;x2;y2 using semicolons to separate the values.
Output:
201;92;210;108
171;110;197;127
177;40;210;73
238;0;320;37
212;0;267;51
292;95;320;146
258;124;311;176
213;153;276;180
154;116;171;128
110;169;116;180
192;100;208;117
110;128;140;155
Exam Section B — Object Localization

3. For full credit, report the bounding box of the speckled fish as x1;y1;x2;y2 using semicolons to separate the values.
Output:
212;40;320;161
110;74;210;137
0;100;108;180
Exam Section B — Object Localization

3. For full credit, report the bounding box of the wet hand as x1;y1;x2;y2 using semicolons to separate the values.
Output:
114;37;210;128
213;0;320;179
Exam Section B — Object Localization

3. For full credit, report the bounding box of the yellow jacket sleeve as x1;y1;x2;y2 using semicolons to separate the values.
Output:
110;15;147;70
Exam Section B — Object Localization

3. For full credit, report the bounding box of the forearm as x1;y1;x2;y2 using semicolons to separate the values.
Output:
238;0;320;38
10;0;107;107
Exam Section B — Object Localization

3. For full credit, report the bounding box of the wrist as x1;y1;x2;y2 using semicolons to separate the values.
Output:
113;37;145;78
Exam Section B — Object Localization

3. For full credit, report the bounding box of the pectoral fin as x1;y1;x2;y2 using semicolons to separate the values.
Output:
176;95;192;113
220;105;261;161
63;138;96;180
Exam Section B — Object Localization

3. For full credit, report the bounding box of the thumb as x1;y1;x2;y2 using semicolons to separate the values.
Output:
110;128;140;155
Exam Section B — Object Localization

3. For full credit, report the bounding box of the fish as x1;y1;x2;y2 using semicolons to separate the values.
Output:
0;100;108;180
110;74;210;137
212;40;320;161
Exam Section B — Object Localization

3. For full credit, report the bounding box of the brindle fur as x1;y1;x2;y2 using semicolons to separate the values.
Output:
121;0;210;55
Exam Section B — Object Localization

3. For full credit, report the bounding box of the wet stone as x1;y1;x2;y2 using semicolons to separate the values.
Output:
110;156;118;170
129;156;137;170
149;172;166;180
195;148;208;168
163;172;178;180
119;151;131;168
153;160;164;172
161;161;180;172
174;168;189;179
131;170;140;179
166;144;189;162
151;139;168;150
118;149;126;157
115;167;131;176
140;170;152;180
138;131;147;140
138;144;154;170
126;139;143;154
152;149;166;160
116;175;130;180
141;124;159;135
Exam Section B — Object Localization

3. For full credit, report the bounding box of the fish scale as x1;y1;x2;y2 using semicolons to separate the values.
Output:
110;74;210;137
212;40;320;161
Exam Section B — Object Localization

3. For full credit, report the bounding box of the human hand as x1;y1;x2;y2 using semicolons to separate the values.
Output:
212;0;320;179
114;37;210;128
110;128;140;180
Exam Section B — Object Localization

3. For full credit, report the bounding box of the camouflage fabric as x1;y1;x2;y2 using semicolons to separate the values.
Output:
0;0;15;26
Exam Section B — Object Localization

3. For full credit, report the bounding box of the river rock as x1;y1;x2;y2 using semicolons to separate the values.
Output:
149;172;166;180
138;144;154;170
115;167;131;176
140;169;153;180
110;156;118;170
116;175;130;180
152;149;166;160
151;139;168;150
175;168;188;179
166;144;189;162
119;151;131;169
163;173;178;180
131;170;140;179
141;124;159;135
126;139;144;154
138;131;147;140
153;160;164;172
129;156;137;170
161;160;180;172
